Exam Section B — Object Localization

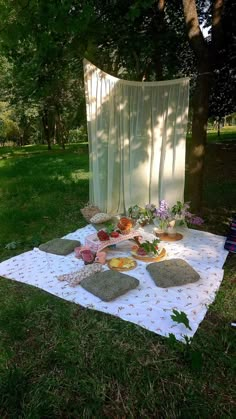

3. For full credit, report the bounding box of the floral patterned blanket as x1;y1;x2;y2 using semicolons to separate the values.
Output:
0;225;228;342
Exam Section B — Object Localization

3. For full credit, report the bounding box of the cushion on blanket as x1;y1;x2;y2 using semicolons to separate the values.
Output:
80;270;139;301
39;238;81;255
146;258;200;288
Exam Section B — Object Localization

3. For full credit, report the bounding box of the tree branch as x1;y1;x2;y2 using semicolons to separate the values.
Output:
158;0;165;12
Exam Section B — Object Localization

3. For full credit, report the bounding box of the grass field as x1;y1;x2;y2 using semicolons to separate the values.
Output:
206;125;236;143
0;140;235;418
186;124;236;143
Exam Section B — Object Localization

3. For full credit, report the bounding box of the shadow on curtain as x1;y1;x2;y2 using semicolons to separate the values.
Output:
83;59;190;214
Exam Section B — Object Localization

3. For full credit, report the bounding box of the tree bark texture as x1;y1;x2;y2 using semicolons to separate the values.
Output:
182;0;224;212
42;109;52;150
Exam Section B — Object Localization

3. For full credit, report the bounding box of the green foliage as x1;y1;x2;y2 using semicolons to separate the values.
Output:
0;0;233;153
0;102;21;144
68;127;88;143
5;241;21;250
128;204;155;224
104;222;115;235
167;333;203;372
171;201;186;216
0;0;95;147
171;309;192;331
140;238;160;255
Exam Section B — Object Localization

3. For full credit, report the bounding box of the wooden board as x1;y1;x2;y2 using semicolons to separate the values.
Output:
107;257;137;271
131;247;166;262
157;233;183;242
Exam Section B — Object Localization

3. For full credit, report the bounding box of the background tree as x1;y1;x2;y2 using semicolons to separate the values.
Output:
182;0;227;211
0;0;234;210
208;0;236;132
0;0;96;148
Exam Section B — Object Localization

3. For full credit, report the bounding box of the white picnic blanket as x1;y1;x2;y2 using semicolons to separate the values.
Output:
0;225;228;342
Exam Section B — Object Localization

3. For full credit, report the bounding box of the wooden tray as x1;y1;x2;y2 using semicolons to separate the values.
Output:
107;257;137;271
156;233;183;242
131;247;166;262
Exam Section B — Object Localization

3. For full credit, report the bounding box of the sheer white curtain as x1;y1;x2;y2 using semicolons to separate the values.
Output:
84;59;190;214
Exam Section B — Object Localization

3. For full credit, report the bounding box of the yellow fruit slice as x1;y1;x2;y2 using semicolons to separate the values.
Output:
109;257;136;269
109;258;121;268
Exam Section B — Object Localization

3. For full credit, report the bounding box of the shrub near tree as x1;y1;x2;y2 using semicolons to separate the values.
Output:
0;102;20;146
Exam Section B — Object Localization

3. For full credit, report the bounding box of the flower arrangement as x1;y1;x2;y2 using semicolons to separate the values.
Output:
154;200;204;230
128;200;203;231
128;204;156;226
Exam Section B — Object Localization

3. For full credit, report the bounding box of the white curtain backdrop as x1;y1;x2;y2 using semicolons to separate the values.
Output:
83;59;190;214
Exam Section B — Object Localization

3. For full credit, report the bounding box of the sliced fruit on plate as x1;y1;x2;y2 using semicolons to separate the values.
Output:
108;257;136;269
109;258;122;268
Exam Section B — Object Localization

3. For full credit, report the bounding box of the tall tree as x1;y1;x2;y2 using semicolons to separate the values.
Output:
106;0;231;211
208;0;236;125
0;0;233;209
0;0;96;148
182;0;225;211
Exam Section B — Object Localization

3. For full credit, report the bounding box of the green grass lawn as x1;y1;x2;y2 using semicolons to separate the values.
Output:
207;125;236;143
0;143;235;417
186;124;236;144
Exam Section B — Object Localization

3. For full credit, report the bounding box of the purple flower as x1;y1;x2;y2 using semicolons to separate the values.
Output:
155;200;171;220
184;211;193;219
188;216;204;226
148;199;204;227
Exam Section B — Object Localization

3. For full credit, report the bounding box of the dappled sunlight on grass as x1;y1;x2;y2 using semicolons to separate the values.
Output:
207;125;236;143
0;159;9;168
0;145;89;246
71;169;89;181
51;169;89;184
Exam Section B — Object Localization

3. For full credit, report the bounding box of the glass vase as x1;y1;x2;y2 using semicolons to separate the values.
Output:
166;220;177;237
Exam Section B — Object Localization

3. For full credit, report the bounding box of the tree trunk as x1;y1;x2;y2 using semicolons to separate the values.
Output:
42;109;52;150
182;0;210;211
182;0;225;212
187;71;212;212
217;120;221;136
53;118;57;145
55;108;66;150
